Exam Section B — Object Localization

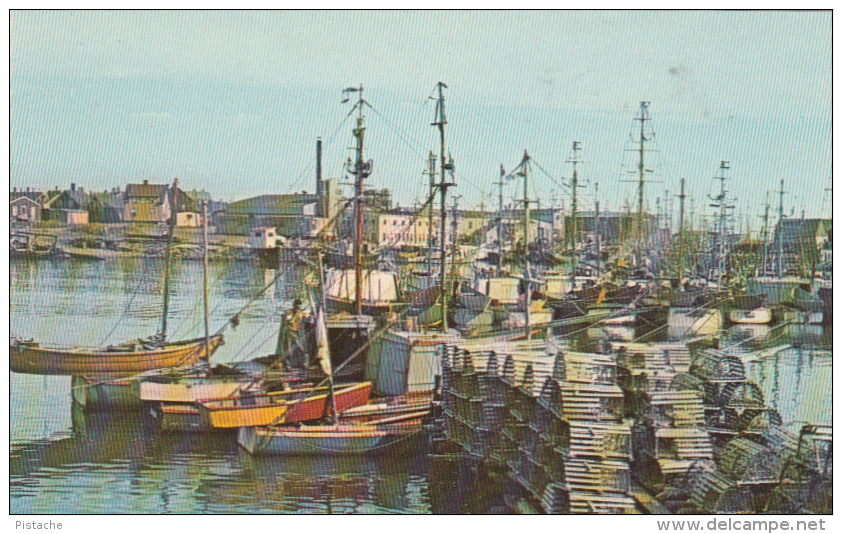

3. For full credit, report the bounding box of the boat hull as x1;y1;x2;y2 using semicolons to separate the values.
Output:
238;421;424;456
71;376;142;410
139;379;248;403
199;382;373;429
10;335;224;377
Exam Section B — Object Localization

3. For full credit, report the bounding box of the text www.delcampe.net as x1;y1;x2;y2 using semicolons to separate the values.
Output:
657;519;828;533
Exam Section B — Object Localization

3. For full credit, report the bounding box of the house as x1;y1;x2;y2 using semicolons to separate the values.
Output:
42;184;91;225
10;189;46;222
171;189;202;227
87;189;125;223
124;180;170;223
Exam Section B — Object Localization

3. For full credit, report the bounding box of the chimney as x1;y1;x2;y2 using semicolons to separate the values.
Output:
26;187;30;192
71;183;76;192
143;179;149;185
13;187;16;192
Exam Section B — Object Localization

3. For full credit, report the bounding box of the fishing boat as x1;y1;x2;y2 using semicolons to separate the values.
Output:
324;268;404;316
10;179;225;378
197;381;373;429
237;416;426;456
10;335;223;377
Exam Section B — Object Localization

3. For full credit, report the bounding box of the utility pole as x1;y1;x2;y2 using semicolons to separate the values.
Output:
495;164;505;276
431;82;455;331
676;178;686;287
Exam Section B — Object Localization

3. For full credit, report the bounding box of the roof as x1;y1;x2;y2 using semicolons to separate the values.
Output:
171;188;199;213
10;195;41;205
10;191;44;202
226;194;319;216
89;191;125;209
125;183;169;199
188;190;212;202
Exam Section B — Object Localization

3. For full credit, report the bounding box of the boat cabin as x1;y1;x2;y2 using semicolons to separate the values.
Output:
249;227;279;249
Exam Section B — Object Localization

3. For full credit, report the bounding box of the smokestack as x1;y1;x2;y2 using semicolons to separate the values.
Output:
316;137;323;217
71;183;76;192
316;138;322;182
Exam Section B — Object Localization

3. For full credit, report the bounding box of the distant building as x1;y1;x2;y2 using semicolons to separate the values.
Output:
10;189;46;222
363;207;432;248
217;193;321;236
124;180;170;223
767;218;830;277
88;189;125;223
42;183;91;225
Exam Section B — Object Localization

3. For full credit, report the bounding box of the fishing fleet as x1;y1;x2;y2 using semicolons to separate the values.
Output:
9;85;832;514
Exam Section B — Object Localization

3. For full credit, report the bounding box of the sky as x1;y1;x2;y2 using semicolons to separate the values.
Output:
9;10;833;225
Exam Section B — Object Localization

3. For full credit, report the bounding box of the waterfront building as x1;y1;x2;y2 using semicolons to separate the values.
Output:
10;189;46;222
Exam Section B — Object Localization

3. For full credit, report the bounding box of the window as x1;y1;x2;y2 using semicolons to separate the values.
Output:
131;209;137;219
12;206;17;217
31;207;36;219
254;231;261;237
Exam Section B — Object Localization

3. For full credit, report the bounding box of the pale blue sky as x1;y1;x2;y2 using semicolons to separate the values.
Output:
10;10;832;221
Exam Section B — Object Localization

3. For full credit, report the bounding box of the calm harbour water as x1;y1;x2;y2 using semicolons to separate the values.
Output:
9;258;832;514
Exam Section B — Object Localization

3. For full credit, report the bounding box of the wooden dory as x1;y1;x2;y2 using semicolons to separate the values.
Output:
10;335;224;377
238;414;428;456
197;381;373;429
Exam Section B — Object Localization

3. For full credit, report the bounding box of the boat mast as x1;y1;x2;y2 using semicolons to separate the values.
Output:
595;181;601;275
431;82;455;332
712;161;731;287
776;178;786;278
677;178;686;286
635;102;650;265
160;178;179;341
519;150;532;339
567;141;584;284
425;151;436;277
344;85;370;315
450;195;460;297
495;164;505;276
202;200;210;361
760;191;770;276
